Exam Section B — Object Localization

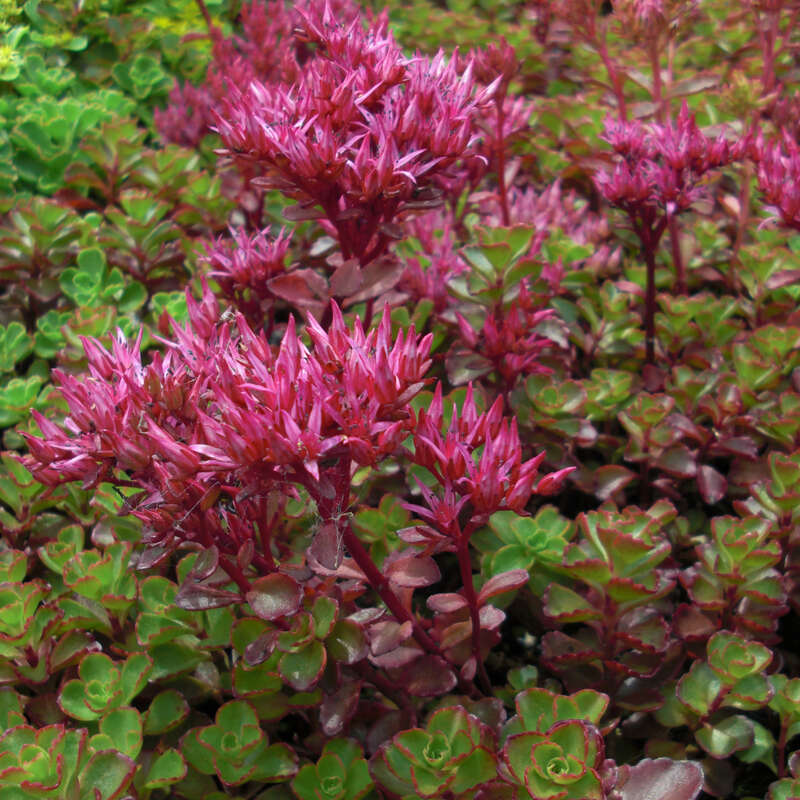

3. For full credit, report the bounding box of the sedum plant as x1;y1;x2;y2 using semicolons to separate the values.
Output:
9;0;800;799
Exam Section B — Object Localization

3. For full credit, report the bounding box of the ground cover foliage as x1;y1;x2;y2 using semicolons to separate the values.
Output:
3;0;800;798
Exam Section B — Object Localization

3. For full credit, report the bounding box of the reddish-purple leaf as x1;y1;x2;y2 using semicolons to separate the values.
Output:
320;680;362;737
698;464;727;504
309;522;343;570
385;555;441;588
397;655;457;697
175;582;240;610
765;269;800;290
369;620;414;656
655;445;697;479
246;573;302;621
707;436;758;460
593;465;636;501
186;547;219;582
280;202;327;221
616;759;704;800
427;593;469;613
267;270;328;308
346;256;405;304
477;570;528;605
330;259;363;297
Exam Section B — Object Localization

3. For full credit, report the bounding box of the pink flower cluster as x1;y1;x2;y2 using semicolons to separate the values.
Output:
404;384;573;547
214;5;497;266
595;103;738;223
203;226;292;327
155;0;360;148
454;283;555;391
754;131;800;232
25;287;432;560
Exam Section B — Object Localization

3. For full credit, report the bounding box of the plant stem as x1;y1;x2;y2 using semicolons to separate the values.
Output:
643;242;657;365
669;216;685;294
456;535;492;695
340;521;443;658
495;93;511;226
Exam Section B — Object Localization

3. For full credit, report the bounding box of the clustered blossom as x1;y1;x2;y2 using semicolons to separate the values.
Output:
399;210;468;313
203;226;292;327
611;0;697;42
404;384;573;547
595;103;741;362
24;287;432;561
595;103;738;225
155;0;360;148
454;283;555;392
214;6;497;267
754;130;800;232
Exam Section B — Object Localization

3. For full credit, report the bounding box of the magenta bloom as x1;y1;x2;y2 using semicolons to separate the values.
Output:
754;130;800;232
214;6;496;267
25;286;432;561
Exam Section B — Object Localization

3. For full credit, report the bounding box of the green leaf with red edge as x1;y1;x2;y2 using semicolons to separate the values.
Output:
326;619;368;665
695;714;754;758
677;661;723;717
144;749;187;789
143;689;190;735
449;747;498;794
279;640;327;691
91;707;142;759
543;583;601;623
78;750;137;800
724;674;774;710
707;631;772;684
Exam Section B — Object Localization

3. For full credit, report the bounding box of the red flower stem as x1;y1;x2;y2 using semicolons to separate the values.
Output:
643;243;657;365
456;534;492;695
191;0;216;38
596;37;627;120
669;216;685;295
217;553;252;594
649;38;665;124
309;456;452;665
495;92;511;226
340;521;442;657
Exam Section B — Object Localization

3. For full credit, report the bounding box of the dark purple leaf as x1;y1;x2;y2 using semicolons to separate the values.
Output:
397;655;457;697
187;547;219;582
175;582;240;610
593;465;636;501
707;436;758;460
310;521;343;570
246;573;302;621
244;631;278;666
673;604;717;642
267;270;328;309
320;680;362;737
655;445;697;479
697;465;727;504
